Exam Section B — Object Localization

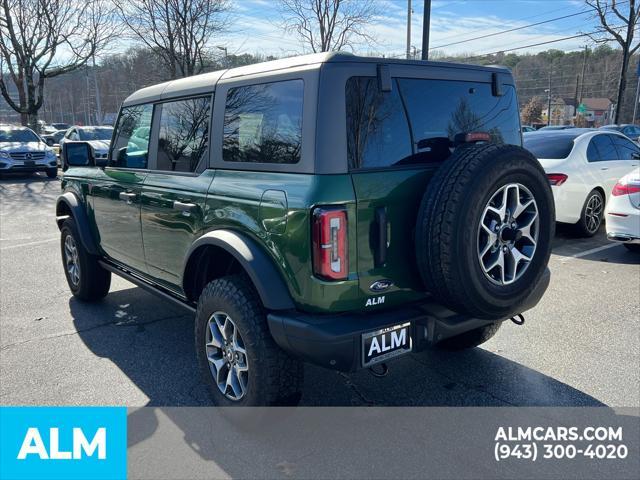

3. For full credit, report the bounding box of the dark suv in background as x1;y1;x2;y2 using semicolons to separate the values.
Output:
56;53;554;406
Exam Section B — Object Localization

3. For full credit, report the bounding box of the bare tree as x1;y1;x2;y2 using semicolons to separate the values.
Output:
279;0;378;53
585;0;640;123
0;0;115;129
115;0;230;80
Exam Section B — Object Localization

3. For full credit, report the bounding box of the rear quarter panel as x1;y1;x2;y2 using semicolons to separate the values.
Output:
205;170;361;313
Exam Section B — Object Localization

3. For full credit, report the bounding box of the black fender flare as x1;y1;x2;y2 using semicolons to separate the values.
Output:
56;191;99;256
184;230;295;311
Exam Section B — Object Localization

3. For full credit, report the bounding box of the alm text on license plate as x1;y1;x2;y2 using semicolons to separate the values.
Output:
362;322;412;367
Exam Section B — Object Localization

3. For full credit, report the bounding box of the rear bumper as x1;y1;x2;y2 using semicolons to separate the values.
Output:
268;268;550;372
607;233;640;244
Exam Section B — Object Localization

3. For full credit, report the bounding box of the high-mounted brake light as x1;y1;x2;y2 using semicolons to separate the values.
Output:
312;207;348;281
612;181;640;196
547;173;568;186
464;132;491;143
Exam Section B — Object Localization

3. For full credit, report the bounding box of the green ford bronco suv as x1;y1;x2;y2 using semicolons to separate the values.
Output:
56;53;554;406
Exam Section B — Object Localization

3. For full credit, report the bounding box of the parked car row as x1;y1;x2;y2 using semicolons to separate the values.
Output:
0;124;113;176
523;128;640;247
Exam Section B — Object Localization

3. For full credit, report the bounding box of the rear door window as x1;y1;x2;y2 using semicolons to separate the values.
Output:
156;97;211;173
588;135;618;162
223;79;303;164
110;104;154;169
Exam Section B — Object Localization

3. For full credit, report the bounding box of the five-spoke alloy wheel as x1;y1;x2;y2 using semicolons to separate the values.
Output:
64;235;81;287
478;183;539;286
205;311;249;401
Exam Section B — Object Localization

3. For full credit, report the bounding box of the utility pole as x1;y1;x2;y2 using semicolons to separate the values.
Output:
421;0;431;60
579;45;588;104
633;59;640;124
92;55;103;125
546;66;552;126
406;0;412;60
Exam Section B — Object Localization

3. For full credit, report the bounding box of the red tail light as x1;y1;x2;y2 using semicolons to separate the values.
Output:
547;173;568;186
312;207;348;280
612;181;640;196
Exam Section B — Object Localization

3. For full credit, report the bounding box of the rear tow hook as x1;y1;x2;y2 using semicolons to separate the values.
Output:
510;313;525;325
368;363;389;378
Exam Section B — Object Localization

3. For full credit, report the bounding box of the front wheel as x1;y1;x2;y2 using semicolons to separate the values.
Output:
574;189;604;237
60;218;111;301
195;275;304;406
46;168;57;179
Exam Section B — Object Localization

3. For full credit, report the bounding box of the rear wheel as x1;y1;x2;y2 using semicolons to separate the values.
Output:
438;323;501;350
415;144;555;319
195;274;304;406
574;189;604;237
60;218;111;301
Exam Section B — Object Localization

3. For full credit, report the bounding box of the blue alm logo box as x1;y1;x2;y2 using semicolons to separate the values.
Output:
0;407;127;480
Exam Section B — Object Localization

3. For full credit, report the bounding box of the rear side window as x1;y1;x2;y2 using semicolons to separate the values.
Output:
110;104;153;169
156;97;211;173
588;135;618;162
523;135;575;159
345;77;521;169
223;79;303;164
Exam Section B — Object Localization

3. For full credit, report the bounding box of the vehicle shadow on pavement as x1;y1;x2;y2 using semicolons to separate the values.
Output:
0;172;59;206
69;287;606;408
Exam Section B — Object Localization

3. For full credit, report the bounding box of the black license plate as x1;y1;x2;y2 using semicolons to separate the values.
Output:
24;160;35;167
362;322;412;367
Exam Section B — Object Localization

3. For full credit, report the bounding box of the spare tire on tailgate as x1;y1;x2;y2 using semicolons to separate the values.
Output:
415;143;554;319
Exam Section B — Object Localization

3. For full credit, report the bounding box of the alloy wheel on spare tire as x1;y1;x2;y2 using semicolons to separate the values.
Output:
415;143;555;320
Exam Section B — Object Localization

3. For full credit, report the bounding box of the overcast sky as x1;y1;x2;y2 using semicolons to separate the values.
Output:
221;0;605;59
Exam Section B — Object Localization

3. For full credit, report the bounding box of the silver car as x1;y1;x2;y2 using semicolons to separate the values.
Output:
0;126;58;178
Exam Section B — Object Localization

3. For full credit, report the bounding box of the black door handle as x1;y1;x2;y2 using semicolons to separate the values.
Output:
173;200;198;214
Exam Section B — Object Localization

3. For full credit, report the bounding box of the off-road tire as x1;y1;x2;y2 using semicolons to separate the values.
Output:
437;322;501;351
46;168;57;179
415;143;555;319
624;243;640;253
60;218;111;301
574;189;604;237
195;274;304;406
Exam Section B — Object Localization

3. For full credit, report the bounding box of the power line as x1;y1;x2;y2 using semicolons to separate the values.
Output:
430;10;591;50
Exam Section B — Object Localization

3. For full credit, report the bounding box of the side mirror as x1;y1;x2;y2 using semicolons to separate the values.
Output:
62;141;95;171
46;138;54;147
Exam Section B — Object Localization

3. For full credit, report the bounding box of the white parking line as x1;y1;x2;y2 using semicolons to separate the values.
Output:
559;243;620;263
0;238;57;250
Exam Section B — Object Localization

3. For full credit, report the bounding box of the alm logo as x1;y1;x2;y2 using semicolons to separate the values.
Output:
1;407;126;480
18;427;106;460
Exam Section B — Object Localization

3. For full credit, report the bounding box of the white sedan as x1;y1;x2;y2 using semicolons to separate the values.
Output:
524;129;640;237
606;167;640;252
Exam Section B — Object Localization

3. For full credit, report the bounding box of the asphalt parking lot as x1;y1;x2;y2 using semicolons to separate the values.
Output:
1;172;639;408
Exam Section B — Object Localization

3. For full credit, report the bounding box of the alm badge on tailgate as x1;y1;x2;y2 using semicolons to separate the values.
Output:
362;322;412;367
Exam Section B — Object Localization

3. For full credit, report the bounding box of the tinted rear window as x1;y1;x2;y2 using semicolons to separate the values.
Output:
346;77;521;169
523;134;576;159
